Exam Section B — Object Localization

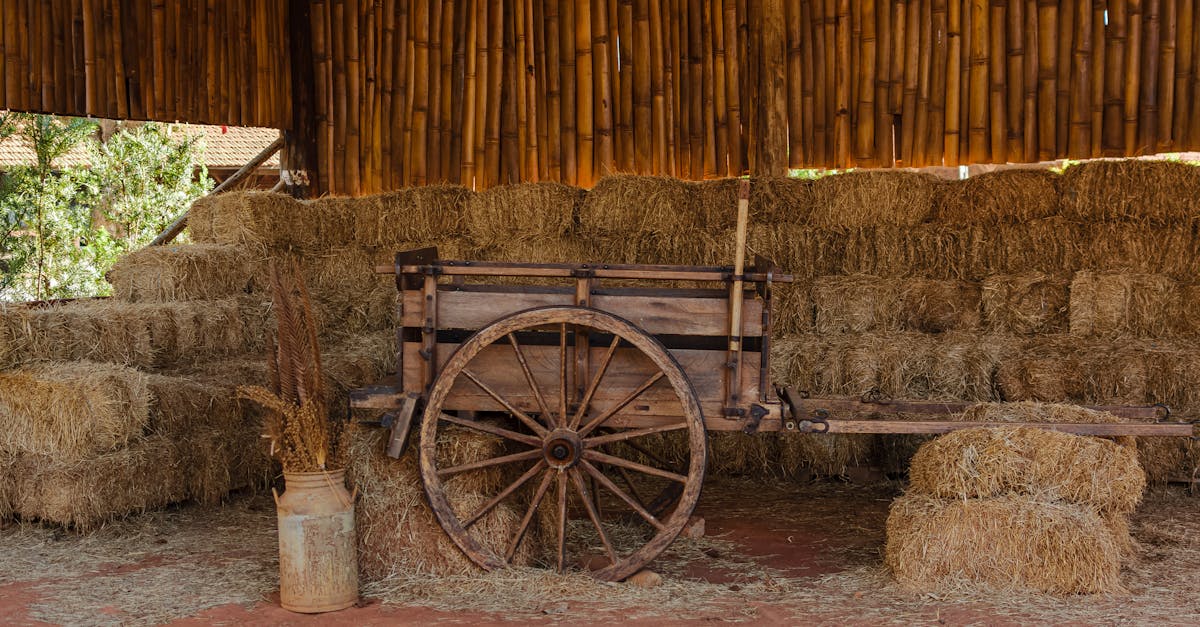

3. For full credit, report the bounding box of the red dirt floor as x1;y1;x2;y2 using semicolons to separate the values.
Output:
3;478;1198;626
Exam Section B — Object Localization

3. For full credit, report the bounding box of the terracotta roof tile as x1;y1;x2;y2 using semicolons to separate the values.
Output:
0;123;280;170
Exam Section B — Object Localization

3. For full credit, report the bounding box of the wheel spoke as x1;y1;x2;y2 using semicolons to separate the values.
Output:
507;333;556;428
505;468;555;562
577;371;666;438
583;449;688;483
438;413;541;447
568;335;622;430
437;448;543;478
559;323;569;427
584;422;689;448
463;460;547;528
614;465;649;511
461;369;549;437
580;459;666;531
555;471;568;573
570;468;616;565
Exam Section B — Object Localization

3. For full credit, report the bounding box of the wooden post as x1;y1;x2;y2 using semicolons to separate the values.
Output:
758;0;789;175
284;0;320;198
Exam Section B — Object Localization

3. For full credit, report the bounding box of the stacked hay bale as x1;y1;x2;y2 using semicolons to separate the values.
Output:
886;415;1145;594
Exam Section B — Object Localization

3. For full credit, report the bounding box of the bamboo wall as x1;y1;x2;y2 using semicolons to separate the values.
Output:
9;1;1200;194
0;0;290;129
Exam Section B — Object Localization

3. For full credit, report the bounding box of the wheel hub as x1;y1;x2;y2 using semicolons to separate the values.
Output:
542;428;582;469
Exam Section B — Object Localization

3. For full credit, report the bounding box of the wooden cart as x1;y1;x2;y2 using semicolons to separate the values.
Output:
352;181;1194;582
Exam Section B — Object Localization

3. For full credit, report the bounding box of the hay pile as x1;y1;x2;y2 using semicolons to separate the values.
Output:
579;175;721;265
808;171;940;228
108;244;259;303
886;423;1144;594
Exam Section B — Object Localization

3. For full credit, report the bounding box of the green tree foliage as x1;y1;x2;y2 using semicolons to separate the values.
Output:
0;116;213;301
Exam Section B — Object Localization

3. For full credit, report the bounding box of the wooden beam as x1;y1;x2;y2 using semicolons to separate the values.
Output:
282;0;320;198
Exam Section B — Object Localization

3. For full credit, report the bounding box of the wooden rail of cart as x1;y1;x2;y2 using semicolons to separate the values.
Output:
352;181;1195;582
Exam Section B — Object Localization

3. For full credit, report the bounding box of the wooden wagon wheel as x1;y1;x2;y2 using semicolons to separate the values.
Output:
419;306;707;582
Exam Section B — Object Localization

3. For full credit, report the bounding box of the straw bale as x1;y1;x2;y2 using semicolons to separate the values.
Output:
771;282;814;335
0;451;14;520
357;185;474;249
933;169;1061;224
812;276;980;334
885;493;1125;594
466;182;584;247
981;274;1070;334
580;175;700;236
346;425;538;580
1069;272;1196;338
108;244;259;303
811;276;902;334
0;362;150;459
11;436;186;530
480;238;597;265
1078;221;1200;278
144;374;247;437
0;303;26;370
1061;159;1200;224
779;430;875;478
994;337;1153;407
808;171;940;228
749;223;848;279
908;426;1145;515
706;432;779;476
186;192;306;249
290;247;397;338
748;176;818;225
1136;437;1200;484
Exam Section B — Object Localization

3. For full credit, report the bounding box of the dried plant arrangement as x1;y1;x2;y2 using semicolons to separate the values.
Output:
240;259;345;473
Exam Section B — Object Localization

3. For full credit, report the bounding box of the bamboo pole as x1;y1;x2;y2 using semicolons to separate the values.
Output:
1021;0;1037;160
967;0;988;163
652;0;668;173
926;0;945;163
606;0;622;171
576;0;594;186
1123;0;1142;154
916;0;933;165
665;0;678;174
724;0;743;172
1173;0;1193;147
958;0;971;160
1104;0;1129;155
393;0;410;186
1188;2;1200;147
560;0;578;184
711;0;729;174
688;0;704;176
890;0;906;113
440;0;457;181
1035;0;1056;160
534;0;551;179
501;0;519;184
854;0;883;165
874;0;893;165
1089;0;1105;157
811;0;829;165
675;0;690;177
701;0;717;176
634;0;652;171
424;0;442;183
1005;0;1024;161
1067;0;1091;158
1054;0;1074;156
943;0;962;163
903;0;924;165
380;0;396;181
347;0;363;192
545;0;563;181
800;0;815;168
834;0;851;167
461;0;478;184
450;0;468;183
1157;0;1175;149
786;0;804;168
332;0;349;191
80;0;95;113
618;0;634;171
1138;0;1160;153
515;0;529;180
484;0;504;187
987;0;1005;163
526;0;541;180
593;0;613;177
471;0;486;185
